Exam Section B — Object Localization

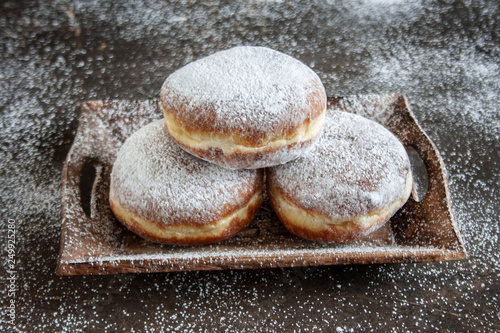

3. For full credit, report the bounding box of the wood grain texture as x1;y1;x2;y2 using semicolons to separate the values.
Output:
58;95;466;276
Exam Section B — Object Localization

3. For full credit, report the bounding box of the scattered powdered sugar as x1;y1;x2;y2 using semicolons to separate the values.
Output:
0;0;499;332
161;46;325;138
270;111;410;219
111;120;260;224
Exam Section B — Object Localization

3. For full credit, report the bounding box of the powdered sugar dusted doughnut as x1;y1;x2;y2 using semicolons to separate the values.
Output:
109;120;263;245
160;46;327;169
267;111;412;243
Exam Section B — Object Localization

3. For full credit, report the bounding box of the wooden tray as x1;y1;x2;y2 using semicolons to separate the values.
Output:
58;94;466;275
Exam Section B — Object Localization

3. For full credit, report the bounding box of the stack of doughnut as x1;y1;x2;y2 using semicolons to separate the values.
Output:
109;46;412;245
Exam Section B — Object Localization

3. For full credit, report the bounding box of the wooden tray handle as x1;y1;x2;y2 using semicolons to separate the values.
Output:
59;146;115;268
387;95;464;251
60;152;95;264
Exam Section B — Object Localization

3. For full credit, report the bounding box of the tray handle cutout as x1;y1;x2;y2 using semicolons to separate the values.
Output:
79;159;98;218
406;146;429;202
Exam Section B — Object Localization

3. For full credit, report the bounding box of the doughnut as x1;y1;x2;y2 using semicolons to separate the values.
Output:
109;120;264;245
160;46;327;169
266;111;412;243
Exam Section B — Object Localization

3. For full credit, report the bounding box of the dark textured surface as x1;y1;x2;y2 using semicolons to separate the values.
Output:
0;1;498;331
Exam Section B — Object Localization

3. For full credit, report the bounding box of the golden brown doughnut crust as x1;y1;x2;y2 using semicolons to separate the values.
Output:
266;111;413;243
160;46;327;169
267;170;412;243
160;85;327;147
164;115;323;171
109;120;264;245
110;189;263;245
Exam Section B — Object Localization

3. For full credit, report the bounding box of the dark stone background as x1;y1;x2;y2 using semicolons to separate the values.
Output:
0;1;498;331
